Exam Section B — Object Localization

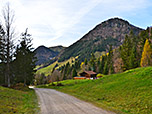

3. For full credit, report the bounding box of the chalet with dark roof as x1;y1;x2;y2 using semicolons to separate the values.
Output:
79;71;97;79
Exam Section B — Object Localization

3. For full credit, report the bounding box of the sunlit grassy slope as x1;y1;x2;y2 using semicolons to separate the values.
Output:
36;57;78;76
38;67;152;114
0;86;39;114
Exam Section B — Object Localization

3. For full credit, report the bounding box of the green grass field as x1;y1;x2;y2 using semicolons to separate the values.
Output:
0;86;39;114
36;56;78;76
38;67;152;114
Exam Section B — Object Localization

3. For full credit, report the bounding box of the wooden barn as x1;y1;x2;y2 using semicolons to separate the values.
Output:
79;71;97;79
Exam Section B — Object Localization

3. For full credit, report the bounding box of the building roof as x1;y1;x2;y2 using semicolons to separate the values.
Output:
81;71;97;75
74;76;86;78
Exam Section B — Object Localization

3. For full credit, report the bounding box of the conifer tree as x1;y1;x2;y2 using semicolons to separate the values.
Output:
14;28;36;85
140;39;152;67
0;24;5;85
2;4;16;87
84;58;87;65
120;35;132;70
129;46;138;69
108;45;114;74
89;53;96;71
72;68;77;77
0;25;5;62
99;55;105;73
103;61;108;75
138;30;149;58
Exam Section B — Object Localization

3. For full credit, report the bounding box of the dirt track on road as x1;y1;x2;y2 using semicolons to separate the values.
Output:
35;88;115;114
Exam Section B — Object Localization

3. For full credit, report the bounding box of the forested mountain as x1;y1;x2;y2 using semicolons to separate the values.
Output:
34;45;66;65
34;46;57;65
58;18;143;62
49;45;66;53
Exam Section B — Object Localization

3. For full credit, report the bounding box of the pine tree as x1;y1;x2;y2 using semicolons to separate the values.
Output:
140;39;152;67
72;68;77;77
63;62;70;80
103;61;108;75
138;30;149;59
89;53;96;71
0;24;5;85
0;25;5;62
120;35;132;70
14;28;36;85
99;55;105;73
129;46;138;69
2;4;16;87
108;45;114;74
84;58;87;65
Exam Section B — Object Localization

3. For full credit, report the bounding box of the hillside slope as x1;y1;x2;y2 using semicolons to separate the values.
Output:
39;67;152;114
0;86;39;113
34;45;58;65
36;57;77;76
49;45;66;53
58;18;143;61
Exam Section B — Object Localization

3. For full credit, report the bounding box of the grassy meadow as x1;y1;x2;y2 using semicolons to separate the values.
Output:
38;67;152;114
36;56;78;76
0;86;39;114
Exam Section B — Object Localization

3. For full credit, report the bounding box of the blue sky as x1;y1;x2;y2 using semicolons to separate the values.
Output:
0;0;152;48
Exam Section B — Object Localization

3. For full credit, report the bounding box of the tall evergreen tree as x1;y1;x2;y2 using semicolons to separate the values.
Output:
0;25;5;62
129;46;138;69
2;4;16;87
89;53;96;71
99;55;105;73
72;68;77;77
108;45;114;74
138;30;149;58
103;60;108;75
120;35;132;70
84;58;87;65
0;24;5;85
14;28;36;85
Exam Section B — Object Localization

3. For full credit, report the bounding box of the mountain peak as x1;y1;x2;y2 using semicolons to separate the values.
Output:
58;18;144;61
34;46;58;65
34;45;66;65
102;17;130;24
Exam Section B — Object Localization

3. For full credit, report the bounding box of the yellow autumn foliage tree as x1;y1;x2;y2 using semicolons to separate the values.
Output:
80;62;85;69
140;39;152;67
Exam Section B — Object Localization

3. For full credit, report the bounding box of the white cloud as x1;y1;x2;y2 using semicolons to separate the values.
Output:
0;0;104;47
0;0;151;48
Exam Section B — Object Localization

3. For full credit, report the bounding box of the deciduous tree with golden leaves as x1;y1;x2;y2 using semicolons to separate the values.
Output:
140;39;152;67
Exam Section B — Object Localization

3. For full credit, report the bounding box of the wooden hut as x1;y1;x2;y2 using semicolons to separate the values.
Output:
79;71;97;79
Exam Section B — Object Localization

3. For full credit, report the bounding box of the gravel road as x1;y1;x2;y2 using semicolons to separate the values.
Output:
34;88;115;114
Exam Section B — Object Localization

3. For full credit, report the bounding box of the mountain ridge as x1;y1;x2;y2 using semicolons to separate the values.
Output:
58;17;143;62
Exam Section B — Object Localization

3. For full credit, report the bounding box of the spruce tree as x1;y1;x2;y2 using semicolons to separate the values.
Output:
138;30;149;59
103;61;108;75
120;35;132;70
14;29;36;85
84;58;87;65
89;53;96;71
2;4;16;87
99;55;105;73
129;46;138;69
0;25;5;85
108;45;114;74
72;68;77;77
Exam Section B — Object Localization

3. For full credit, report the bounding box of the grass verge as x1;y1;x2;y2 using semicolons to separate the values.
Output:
38;67;152;114
0;86;39;114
